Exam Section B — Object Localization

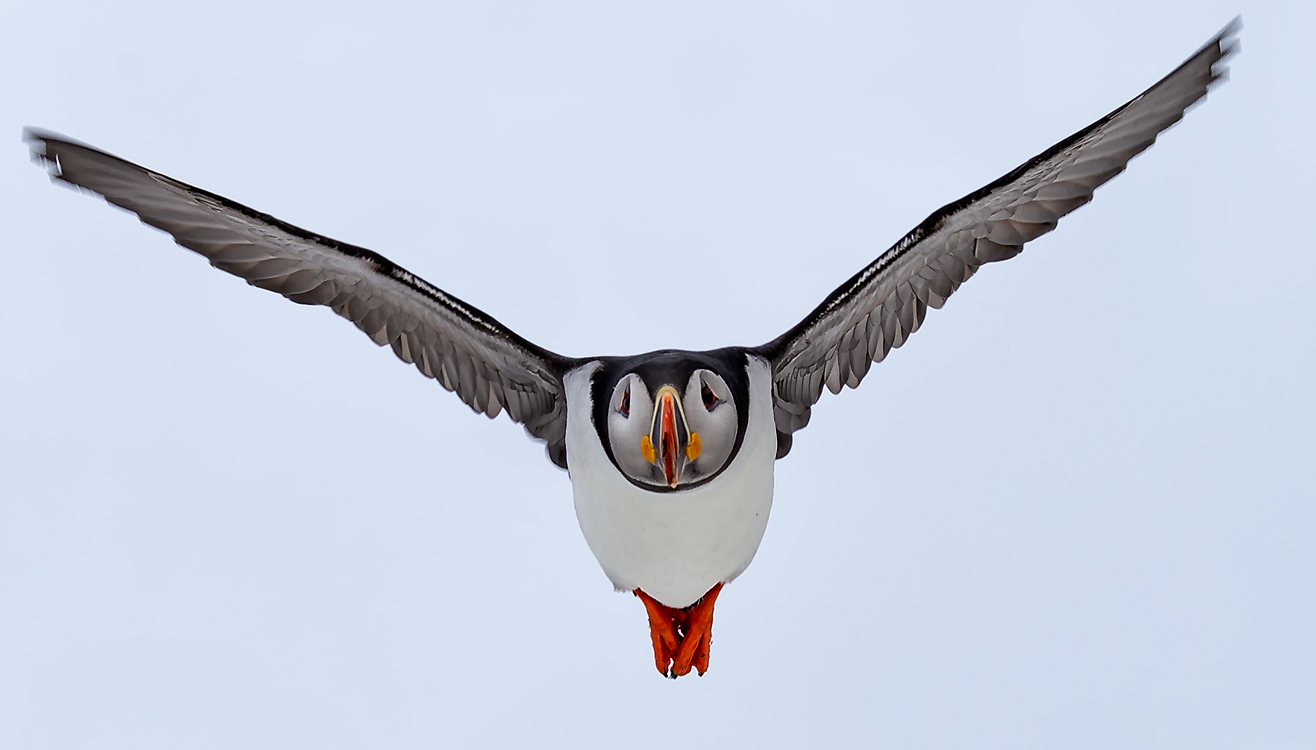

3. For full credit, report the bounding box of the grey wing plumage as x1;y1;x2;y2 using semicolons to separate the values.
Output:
26;130;576;469
755;19;1239;452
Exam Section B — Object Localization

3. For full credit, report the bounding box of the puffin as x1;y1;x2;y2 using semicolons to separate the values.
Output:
25;20;1238;679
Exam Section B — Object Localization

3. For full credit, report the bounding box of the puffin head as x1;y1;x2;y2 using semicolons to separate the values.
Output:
593;351;747;491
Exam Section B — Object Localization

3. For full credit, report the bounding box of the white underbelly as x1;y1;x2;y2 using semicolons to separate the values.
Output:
563;355;777;609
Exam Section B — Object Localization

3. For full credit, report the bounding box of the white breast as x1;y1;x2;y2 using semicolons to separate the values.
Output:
563;354;777;609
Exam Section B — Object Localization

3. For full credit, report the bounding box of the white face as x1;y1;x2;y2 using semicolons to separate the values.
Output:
606;368;739;490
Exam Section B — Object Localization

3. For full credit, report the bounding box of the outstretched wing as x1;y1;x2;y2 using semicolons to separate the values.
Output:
26;130;576;469
755;19;1239;452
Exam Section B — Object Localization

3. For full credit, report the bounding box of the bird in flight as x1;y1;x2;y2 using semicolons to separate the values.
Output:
26;19;1238;679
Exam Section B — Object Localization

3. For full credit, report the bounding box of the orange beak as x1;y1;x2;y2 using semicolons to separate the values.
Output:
658;390;679;488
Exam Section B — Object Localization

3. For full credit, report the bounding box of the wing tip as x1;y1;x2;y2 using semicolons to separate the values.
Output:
1218;15;1244;48
1209;16;1243;81
22;127;113;186
22;127;59;173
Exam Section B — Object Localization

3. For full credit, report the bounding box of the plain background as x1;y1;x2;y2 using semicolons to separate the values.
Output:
2;1;1312;748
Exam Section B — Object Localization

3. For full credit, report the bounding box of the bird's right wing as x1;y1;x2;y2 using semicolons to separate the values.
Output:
27;130;578;468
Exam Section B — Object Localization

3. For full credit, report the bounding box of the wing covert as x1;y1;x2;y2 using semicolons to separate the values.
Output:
26;130;577;468
755;19;1239;447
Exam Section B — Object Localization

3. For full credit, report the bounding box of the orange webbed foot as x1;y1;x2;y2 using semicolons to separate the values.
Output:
635;583;723;679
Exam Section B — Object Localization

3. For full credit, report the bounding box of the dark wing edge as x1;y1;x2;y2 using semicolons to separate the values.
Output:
25;129;578;469
753;18;1240;452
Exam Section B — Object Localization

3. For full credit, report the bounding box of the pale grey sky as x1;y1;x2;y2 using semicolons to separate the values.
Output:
2;2;1312;748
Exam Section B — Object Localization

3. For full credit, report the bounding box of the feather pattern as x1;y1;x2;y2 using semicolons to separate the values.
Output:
755;19;1239;445
25;130;577;468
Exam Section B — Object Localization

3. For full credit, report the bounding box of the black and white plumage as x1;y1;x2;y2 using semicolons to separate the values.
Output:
25;19;1238;677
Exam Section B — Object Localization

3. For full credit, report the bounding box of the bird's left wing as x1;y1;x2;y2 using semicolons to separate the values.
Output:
26;130;577;468
753;19;1238;455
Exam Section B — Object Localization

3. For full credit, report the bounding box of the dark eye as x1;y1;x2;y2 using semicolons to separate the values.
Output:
619;385;631;418
701;380;718;410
